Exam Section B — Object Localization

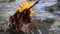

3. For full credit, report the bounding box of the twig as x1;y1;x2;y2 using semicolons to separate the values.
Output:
31;20;42;34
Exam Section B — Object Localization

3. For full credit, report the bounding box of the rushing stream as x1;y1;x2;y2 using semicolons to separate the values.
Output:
0;0;60;34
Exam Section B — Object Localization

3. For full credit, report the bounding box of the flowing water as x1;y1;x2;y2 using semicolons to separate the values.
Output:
0;0;60;34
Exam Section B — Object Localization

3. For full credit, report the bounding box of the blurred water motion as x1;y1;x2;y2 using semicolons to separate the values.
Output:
0;0;60;34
